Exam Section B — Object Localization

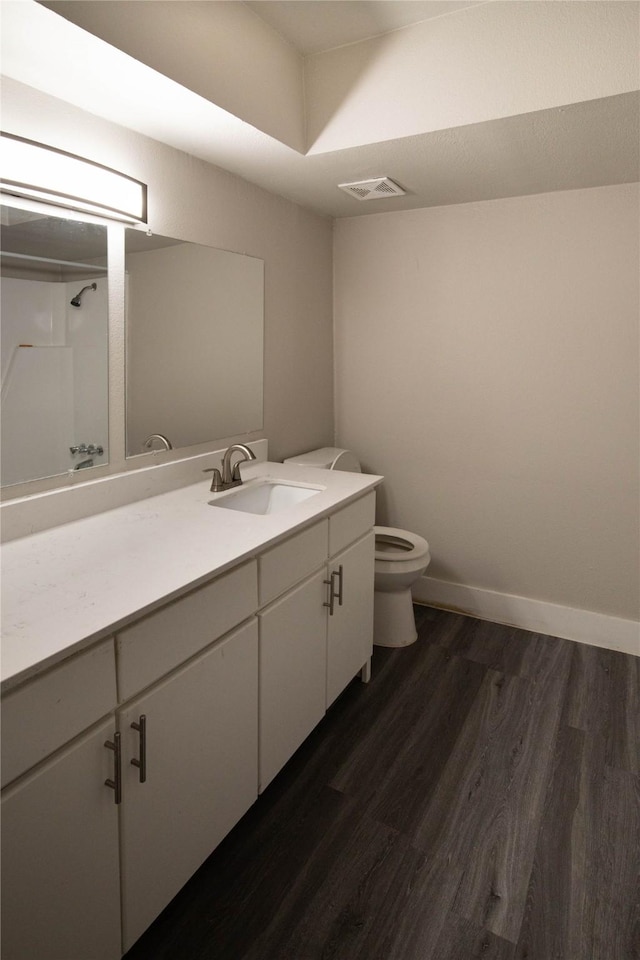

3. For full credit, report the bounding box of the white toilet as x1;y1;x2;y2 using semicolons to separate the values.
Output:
283;447;431;647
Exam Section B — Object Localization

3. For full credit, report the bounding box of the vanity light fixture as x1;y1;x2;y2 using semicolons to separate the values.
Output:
0;132;147;224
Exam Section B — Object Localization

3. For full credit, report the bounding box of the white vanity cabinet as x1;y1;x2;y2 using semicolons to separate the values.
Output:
1;474;379;960
2;718;122;960
114;560;259;949
326;530;375;707
258;493;375;789
1;640;121;960
1;564;260;960
325;493;376;707
259;571;329;789
118;619;259;952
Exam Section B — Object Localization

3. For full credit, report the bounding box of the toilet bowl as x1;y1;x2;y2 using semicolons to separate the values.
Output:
283;448;431;648
373;526;430;647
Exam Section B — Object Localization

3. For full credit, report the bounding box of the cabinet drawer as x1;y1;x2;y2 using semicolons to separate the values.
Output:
117;560;257;701
329;492;376;557
1;638;117;788
259;520;328;606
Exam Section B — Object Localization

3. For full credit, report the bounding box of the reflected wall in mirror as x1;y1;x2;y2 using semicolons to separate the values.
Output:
125;231;264;456
0;204;109;486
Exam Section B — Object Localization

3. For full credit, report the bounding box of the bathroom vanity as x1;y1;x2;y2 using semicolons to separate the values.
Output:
0;458;382;959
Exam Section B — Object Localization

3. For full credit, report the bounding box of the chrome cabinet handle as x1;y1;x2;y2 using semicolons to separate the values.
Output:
323;575;335;616
130;715;147;783
104;732;122;804
334;564;344;606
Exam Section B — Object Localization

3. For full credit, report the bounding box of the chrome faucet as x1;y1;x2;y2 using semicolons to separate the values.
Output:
221;443;256;485
142;434;173;451
70;443;104;456
204;444;256;492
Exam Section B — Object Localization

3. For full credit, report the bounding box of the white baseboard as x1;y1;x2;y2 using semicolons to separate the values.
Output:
412;575;639;657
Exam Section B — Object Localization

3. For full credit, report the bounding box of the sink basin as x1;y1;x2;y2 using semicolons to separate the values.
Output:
209;480;324;515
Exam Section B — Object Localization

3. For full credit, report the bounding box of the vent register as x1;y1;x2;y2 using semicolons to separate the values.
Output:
338;177;406;201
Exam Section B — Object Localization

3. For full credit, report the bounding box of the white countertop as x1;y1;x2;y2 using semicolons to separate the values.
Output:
1;461;382;691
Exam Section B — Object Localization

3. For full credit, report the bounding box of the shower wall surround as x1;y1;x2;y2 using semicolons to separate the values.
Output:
1;275;109;485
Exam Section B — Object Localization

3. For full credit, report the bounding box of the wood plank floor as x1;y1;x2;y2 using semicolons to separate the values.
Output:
123;607;640;960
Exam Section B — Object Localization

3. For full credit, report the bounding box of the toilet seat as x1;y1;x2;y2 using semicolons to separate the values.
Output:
373;526;431;648
283;448;431;648
374;526;429;563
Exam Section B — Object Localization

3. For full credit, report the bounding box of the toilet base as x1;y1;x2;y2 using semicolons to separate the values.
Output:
373;588;418;647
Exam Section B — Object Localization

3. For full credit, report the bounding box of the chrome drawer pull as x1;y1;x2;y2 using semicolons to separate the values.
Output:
104;732;122;804
334;564;344;606
323;576;335;616
130;715;147;783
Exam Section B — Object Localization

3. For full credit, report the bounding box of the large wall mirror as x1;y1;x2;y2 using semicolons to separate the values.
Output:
125;230;264;456
0;203;109;487
0;211;264;491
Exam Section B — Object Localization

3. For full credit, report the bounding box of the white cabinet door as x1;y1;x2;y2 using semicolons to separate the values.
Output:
119;619;258;952
326;531;375;707
1;718;122;960
258;570;328;791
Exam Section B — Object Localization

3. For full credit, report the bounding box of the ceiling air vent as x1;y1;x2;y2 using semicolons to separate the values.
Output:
338;177;406;201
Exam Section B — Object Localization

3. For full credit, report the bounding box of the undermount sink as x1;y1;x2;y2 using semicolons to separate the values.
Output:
209;480;324;515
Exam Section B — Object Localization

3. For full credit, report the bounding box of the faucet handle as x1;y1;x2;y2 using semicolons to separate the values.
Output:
203;467;224;492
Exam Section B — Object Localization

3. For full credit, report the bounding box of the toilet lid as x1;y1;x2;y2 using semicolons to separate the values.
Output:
374;526;429;562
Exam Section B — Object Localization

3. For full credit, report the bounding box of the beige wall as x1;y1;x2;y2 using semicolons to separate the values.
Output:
1;78;334;487
334;184;640;620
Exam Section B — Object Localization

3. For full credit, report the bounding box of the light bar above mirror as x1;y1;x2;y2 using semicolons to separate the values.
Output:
0;132;147;224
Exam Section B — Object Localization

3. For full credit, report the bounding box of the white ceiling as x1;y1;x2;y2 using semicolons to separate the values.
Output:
2;1;639;220
244;1;485;55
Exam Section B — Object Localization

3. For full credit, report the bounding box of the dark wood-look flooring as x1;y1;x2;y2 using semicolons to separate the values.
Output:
124;608;640;960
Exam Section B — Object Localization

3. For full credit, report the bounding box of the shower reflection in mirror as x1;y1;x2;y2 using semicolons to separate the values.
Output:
0;202;109;486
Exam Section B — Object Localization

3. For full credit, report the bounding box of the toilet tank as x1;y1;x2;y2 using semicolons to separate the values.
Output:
284;447;362;472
